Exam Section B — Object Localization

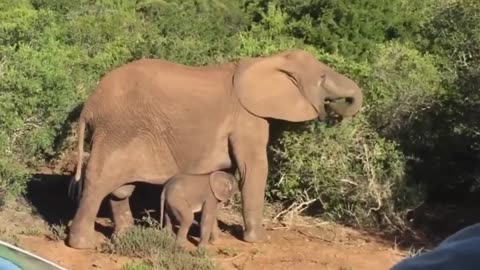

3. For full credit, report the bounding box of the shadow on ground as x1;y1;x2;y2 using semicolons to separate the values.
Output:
405;199;480;245
24;173;242;242
359;197;480;250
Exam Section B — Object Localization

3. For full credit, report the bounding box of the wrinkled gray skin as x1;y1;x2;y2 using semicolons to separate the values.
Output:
159;171;238;247
67;49;363;249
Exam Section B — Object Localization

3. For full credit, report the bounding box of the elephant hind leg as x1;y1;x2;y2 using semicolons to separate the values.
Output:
68;154;134;249
67;176;113;249
110;184;136;235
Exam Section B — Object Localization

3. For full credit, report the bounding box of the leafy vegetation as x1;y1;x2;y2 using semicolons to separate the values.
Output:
105;217;216;270
403;0;480;198
1;0;479;241
246;0;435;60
268;116;421;229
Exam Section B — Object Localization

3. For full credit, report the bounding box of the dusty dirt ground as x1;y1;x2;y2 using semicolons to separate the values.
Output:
4;188;407;270
0;156;431;270
14;217;405;270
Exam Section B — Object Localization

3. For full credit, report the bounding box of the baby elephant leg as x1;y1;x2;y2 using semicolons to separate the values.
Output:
198;200;218;247
210;203;224;244
170;202;194;247
209;218;221;244
163;209;173;232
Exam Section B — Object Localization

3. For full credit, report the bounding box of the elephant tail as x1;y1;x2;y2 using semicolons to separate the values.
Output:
68;115;87;202
74;116;86;182
160;187;166;228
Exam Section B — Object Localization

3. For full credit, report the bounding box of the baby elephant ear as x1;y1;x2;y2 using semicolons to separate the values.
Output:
209;171;235;202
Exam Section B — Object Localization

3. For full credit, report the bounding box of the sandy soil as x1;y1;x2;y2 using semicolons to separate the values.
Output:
13;216;405;270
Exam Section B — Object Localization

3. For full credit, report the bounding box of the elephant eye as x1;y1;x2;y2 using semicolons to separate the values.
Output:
319;73;327;84
316;78;324;87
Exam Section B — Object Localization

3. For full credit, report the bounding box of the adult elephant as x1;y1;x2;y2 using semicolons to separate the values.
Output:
67;49;363;249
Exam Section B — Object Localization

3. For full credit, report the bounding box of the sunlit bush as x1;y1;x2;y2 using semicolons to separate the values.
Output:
363;42;445;137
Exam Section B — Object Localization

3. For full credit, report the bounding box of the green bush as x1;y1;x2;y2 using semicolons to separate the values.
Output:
0;0;249;196
399;0;480;197
122;262;152;270
134;0;249;64
246;0;435;60
363;42;445;137
421;0;480;72
106;218;215;270
0;157;29;198
268;116;423;229
420;0;480;135
108;226;176;258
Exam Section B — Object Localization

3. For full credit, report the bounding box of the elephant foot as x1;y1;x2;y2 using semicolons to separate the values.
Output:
175;238;190;249
209;232;220;245
243;226;269;243
67;231;96;250
113;220;133;236
209;238;219;245
206;232;220;246
198;240;209;248
163;222;173;233
209;225;220;245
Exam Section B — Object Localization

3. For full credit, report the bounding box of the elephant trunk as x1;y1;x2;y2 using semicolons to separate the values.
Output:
327;88;363;117
323;72;363;117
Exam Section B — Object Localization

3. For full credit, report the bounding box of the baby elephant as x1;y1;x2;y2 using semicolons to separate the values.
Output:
160;171;238;247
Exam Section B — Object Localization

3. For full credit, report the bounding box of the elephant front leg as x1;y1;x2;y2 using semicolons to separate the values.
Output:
230;114;270;243
240;157;268;243
209;218;221;244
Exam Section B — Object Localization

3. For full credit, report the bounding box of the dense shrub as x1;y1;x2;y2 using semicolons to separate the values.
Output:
400;0;480;197
420;0;480;142
246;0;435;60
0;0;248;196
421;0;480;72
0;2;85;195
363;42;445;137
268;116;423;229
106;218;215;270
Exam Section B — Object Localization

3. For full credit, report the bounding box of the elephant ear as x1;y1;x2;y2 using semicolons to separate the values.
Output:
233;51;319;122
209;171;235;202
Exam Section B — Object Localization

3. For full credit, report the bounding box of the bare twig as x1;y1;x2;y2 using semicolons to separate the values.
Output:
273;203;297;222
213;252;247;262
339;178;358;186
296;229;335;243
273;198;317;229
